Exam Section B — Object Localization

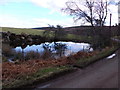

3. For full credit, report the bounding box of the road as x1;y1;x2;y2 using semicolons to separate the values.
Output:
34;49;119;89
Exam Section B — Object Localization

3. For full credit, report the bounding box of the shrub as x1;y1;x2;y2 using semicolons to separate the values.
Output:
41;50;53;59
24;51;41;60
2;55;8;62
13;51;41;61
2;43;15;57
13;51;24;61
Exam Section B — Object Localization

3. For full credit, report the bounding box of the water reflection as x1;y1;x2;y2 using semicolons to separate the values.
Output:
14;41;93;57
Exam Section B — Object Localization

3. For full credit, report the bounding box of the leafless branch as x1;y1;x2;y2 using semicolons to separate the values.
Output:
62;0;109;26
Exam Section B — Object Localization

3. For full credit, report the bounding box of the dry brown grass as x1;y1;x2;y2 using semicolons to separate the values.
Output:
2;58;74;83
2;51;97;86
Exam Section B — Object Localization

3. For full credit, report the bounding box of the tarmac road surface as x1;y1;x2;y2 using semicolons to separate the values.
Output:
34;49;119;89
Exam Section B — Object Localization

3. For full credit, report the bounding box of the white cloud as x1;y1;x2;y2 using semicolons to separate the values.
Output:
0;14;37;28
31;0;118;25
0;14;79;28
31;0;67;8
118;2;120;11
0;0;118;28
0;0;29;5
32;17;79;27
31;0;68;13
31;0;119;9
106;4;118;25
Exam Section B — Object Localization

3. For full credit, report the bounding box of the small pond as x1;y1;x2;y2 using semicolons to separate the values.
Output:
14;41;93;58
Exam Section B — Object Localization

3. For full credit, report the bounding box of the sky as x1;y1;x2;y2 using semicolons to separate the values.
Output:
118;1;120;23
0;0;119;28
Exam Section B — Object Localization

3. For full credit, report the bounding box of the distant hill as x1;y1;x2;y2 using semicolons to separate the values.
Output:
32;27;55;30
32;26;119;35
32;26;91;29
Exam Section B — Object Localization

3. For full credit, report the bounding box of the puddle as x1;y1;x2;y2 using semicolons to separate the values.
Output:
107;54;116;59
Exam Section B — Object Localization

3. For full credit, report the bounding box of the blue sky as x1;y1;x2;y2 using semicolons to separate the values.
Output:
0;0;119;28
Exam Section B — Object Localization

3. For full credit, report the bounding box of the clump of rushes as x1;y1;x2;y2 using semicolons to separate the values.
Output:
24;51;41;60
41;50;53;60
13;51;24;61
2;43;16;62
2;55;8;62
13;51;41;61
2;43;14;57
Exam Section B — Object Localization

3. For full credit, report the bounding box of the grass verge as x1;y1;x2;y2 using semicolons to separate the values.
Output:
2;27;45;36
2;46;119;89
114;36;120;40
74;46;119;68
2;65;75;89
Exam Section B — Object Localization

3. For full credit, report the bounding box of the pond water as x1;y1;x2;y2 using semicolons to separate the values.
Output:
14;41;93;57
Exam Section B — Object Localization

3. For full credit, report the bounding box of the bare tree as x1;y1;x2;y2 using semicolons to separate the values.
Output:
95;0;108;26
62;0;109;26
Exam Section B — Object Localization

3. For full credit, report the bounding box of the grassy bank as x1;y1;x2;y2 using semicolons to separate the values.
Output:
114;36;120;40
74;46;119;68
2;27;45;36
3;47;118;88
2;27;92;42
2;27;119;89
2;65;75;89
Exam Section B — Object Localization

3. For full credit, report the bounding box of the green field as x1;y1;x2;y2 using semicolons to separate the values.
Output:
2;27;45;36
1;27;82;40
